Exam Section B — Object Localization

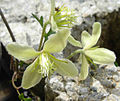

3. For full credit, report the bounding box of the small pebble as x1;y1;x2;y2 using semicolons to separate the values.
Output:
90;87;97;92
113;75;119;82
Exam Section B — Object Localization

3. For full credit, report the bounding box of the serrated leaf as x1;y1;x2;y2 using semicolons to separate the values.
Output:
32;13;44;28
39;16;44;27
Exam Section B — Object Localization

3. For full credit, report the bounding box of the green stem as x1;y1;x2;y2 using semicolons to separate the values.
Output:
38;21;50;51
50;0;55;20
86;56;98;69
47;52;67;63
67;49;83;59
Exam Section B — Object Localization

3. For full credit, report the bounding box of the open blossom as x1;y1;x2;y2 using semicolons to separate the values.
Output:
6;29;78;89
68;22;116;80
79;22;116;80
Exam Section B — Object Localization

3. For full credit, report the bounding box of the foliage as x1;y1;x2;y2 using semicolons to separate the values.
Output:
19;93;32;101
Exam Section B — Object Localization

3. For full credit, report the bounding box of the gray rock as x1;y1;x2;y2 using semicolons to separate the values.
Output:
91;79;109;96
49;76;65;91
110;88;120;96
65;82;76;92
90;87;97;92
103;94;120;101
113;75;119;82
67;91;79;101
54;92;70;101
77;87;89;95
117;67;120;71
101;79;114;88
105;65;118;73
78;95;88;101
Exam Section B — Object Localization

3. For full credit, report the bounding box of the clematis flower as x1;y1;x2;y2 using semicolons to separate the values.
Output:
6;29;78;89
51;4;77;31
50;1;81;48
68;22;116;80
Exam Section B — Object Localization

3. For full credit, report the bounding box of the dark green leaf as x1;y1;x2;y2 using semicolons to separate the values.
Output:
86;56;98;70
19;61;26;67
32;13;44;28
44;28;56;42
24;98;32;101
19;93;24;100
39;16;44;27
47;28;56;36
114;61;119;67
18;61;29;69
19;93;32;101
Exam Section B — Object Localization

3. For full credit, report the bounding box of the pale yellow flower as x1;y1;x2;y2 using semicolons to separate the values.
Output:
68;22;116;80
6;29;78;89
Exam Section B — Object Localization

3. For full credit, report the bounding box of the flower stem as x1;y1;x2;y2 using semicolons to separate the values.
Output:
86;56;98;69
50;0;55;20
38;21;50;51
12;72;21;90
67;49;83;59
0;8;16;42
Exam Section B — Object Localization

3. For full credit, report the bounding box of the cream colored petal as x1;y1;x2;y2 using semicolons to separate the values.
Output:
21;57;42;89
54;59;78;77
6;42;40;61
43;29;70;53
78;54;82;64
85;48;116;64
51;16;58;31
68;35;82;47
79;55;89;80
81;31;91;47
84;22;101;49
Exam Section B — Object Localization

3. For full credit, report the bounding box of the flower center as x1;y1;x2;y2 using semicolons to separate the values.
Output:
38;52;55;77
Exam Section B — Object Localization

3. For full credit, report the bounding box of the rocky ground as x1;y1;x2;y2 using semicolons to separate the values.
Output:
0;0;120;101
46;64;120;101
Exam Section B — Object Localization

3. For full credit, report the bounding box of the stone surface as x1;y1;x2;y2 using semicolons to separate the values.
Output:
0;0;120;101
103;94;120;101
45;65;120;101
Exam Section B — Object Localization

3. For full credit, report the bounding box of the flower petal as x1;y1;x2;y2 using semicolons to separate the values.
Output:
68;35;82;47
6;42;40;61
79;55;89;80
51;16;58;31
43;29;70;53
84;22;101;49
85;48;116;64
78;54;82;64
54;59;78;77
21;57;42;89
81;31;91;47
